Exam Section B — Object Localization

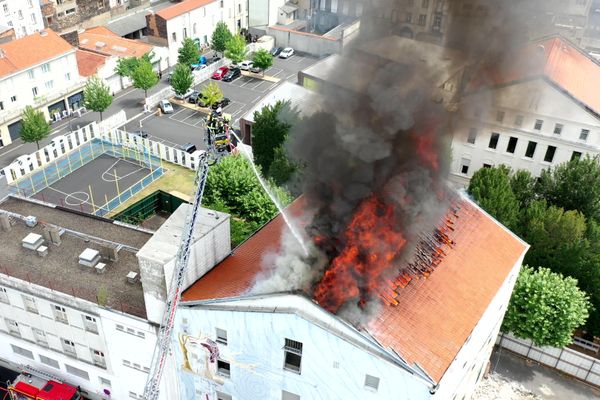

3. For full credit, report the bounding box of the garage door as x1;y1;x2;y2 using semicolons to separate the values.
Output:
8;120;22;141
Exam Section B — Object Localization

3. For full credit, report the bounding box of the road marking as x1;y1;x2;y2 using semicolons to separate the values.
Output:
286;73;297;81
115;87;137;100
0;144;24;156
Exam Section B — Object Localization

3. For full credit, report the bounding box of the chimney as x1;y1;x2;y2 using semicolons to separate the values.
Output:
0;214;10;232
49;227;62;246
0;49;5;59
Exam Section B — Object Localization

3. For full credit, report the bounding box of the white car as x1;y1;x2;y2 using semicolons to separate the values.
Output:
159;99;174;114
279;47;294;59
239;60;253;71
174;88;195;100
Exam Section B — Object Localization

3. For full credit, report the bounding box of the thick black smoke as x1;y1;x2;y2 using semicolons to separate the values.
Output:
253;0;552;316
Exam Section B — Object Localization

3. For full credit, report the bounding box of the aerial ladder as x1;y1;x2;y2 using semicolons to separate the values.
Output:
143;151;210;400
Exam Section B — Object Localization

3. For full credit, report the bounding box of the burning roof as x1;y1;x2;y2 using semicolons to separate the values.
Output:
182;194;528;382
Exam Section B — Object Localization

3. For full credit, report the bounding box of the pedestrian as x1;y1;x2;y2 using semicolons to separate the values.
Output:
159;70;163;79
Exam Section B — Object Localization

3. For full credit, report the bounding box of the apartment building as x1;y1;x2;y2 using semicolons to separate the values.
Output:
0;0;44;39
175;195;528;399
0;29;83;148
450;36;600;186
145;0;249;67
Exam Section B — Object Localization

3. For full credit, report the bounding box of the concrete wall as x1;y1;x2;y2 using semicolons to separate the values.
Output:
267;26;341;56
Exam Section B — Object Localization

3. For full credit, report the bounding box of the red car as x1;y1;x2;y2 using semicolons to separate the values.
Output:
212;66;229;80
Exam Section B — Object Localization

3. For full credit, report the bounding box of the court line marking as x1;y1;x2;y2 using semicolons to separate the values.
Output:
64;191;90;206
101;158;145;182
44;186;93;207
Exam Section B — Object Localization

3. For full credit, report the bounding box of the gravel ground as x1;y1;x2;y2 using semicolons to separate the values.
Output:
475;373;541;400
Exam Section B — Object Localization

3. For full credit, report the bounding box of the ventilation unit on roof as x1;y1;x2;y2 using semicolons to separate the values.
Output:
22;233;44;251
95;41;106;48
79;248;101;268
112;45;127;53
25;216;37;228
39;30;48;37
0;49;5;59
80;38;88;45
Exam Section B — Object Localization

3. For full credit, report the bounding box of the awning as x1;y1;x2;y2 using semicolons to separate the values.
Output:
280;3;299;14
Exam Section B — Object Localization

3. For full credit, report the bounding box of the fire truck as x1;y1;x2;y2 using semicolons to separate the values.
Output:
5;369;83;400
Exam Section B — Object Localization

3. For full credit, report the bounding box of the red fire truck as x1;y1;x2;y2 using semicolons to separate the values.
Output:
5;370;82;400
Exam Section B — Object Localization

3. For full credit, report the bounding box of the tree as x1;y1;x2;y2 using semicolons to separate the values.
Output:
178;37;199;67
468;165;520;230
170;63;194;97
510;169;536;209
83;76;113;121
20;106;50;150
252;100;296;176
269;145;297;185
211;21;232;56
502;266;591;347
200;82;223;107
537;155;600;221
115;52;153;78
224;34;247;64
252;49;273;74
131;58;158;100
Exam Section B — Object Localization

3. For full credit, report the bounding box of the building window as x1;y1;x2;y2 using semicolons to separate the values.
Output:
65;8;76;15
460;158;470;175
172;32;176;42
364;374;380;392
572;151;582;161
217;360;230;378
10;96;16;102
483;163;492;168
40;355;60;369
0;287;8;304
32;328;48;346
11;345;33;359
534;119;543;130
525;141;537;158
422;0;429;7
27;70;34;79
0;101;4;111
41;63;50;73
216;328;227;345
2;4;8;14
45;80;54;89
432;14;442;31
193;23;197;35
405;12;412;23
91;349;107;369
418;14;427;25
53;305;68;324
283;338;303;373
66;364;90;380
83;315;98;334
496;110;504;123
467;128;477;144
5;319;20;336
183;27;187;38
21;295;38;313
18;10;23;20
514;115;524;127
544;146;556;163
99;377;111;387
32;87;38;97
62;339;76;357
282;390;300;400
580;129;590;141
31;13;36;24
238;4;242;13
553;123;563;135
217;391;233;400
506;137;518;154
65;73;71;81
488;132;499;149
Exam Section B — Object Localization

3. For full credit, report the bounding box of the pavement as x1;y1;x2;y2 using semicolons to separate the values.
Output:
490;347;600;399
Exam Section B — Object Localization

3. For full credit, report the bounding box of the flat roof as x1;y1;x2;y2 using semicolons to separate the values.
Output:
241;81;318;124
0;196;151;319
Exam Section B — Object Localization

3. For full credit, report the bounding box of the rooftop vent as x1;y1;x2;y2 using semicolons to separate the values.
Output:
79;248;101;268
126;271;139;284
22;233;44;251
95;41;106;48
39;30;48;37
111;45;127;53
0;49;5;59
80;38;88;45
25;216;37;228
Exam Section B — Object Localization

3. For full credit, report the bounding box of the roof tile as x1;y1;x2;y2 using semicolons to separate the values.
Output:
156;0;216;21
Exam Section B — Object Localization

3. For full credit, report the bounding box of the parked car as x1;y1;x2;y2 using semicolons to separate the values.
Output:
279;47;294;59
174;88;195;100
211;97;231;109
212;66;229;80
249;66;262;74
270;47;283;56
159;99;174;114
180;143;197;154
191;56;207;70
188;90;201;104
131;130;149;138
222;67;241;82
240;60;253;71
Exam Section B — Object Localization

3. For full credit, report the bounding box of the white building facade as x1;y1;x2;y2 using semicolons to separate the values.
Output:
0;0;44;39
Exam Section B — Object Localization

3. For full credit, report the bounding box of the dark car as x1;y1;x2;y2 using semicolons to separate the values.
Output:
180;143;197;154
131;130;149;138
188;90;201;104
211;97;231;109
270;47;283;56
222;67;241;82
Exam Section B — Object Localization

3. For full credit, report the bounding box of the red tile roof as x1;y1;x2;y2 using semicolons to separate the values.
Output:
182;197;528;383
0;30;73;79
469;37;600;116
79;28;153;58
156;0;216;21
75;49;108;77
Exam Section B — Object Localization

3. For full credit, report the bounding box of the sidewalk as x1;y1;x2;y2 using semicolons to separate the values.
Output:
490;347;600;399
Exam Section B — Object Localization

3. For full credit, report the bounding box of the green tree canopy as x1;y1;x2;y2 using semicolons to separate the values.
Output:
83;76;113;121
115;52;153;78
537;155;600;221
468;165;520;230
510;169;536;209
224;34;248;64
268;145;297;185
131;58;158;99
502;266;591;347
211;21;232;55
178;37;199;67
20;106;50;149
200;82;223;107
170;63;194;97
252;49;273;74
252;100;298;177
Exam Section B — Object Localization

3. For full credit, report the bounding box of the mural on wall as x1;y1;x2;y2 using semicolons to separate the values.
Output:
177;329;224;399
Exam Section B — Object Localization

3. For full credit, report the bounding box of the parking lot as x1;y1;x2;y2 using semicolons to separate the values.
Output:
124;53;320;150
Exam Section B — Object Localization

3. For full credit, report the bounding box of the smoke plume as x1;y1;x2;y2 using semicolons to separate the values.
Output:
251;0;549;319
